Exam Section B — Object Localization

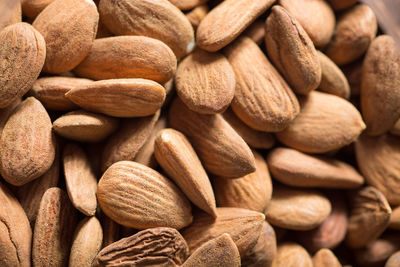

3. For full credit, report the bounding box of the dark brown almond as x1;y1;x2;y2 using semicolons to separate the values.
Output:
327;0;357;10
313;249;342;267
271;242;313;267
21;0;54;19
186;5;208;30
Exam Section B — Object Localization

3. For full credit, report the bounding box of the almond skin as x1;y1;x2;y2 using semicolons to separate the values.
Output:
276;91;365;154
32;0;99;73
74;36;176;84
312;249;341;267
0;97;56;186
224;37;300;132
0;22;45;108
271;242;313;267
168;0;207;10
168;97;256;178
196;0;275;51
65;78;166;118
327;0;357;11
21;0;54;19
0;0;21;31
99;0;194;59
97;161;193;230
386;251;400;267
175;48;235;114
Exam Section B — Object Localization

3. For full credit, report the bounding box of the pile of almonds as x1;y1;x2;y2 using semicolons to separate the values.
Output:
1;0;400;266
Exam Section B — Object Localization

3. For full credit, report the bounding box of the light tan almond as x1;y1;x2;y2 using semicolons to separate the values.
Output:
175;48;235;114
32;0;99;73
0;181;32;267
313;249;342;267
276;91;365;154
182;207;265;257
386;251;400;267
0;22;45;108
63;143;97;216
0;0;21;30
69;216;103;267
169;0;207;10
186;5;208;30
224;37;300;132
197;0;274;51
21;0;54;19
93;227;189;266
169;97;255;178
265;5;321;95
361;35;400;136
243;20;266;45
32;187;78;267
101;111;159;171
346;186;391;248
214;151;272;213
97;161;192;229
66;79;165;118
279;0;335;47
74;36;177;84
317;50;350;99
390;206;400;230
325;4;377;66
182;234;241;267
265;185;331;230
31;76;92;111
0;97;56;186
154;128;217;217
327;0;357;10
0;98;21;137
267;147;364;188
271;242;313;267
355;134;400;205
99;0;194;59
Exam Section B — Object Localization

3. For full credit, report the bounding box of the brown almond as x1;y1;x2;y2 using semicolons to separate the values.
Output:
390;206;400;230
182;234;241;267
279;0;335;47
214;150;272;213
21;0;54;19
0;0;21;30
313;249;342;267
386;251;400;267
271;242;313;267
182;207;265;257
100;213;120;249
276;91;365;154
69;217;103;267
169;97;256;178
175;48;235;114
342;59;363;96
0;22;45;108
265;5;321;95
265;185;331;230
224;36;300;132
325;4;377;66
390;118;400;136
101;111;159;171
267;147;364;188
74;36;177;84
242;20;266;45
154;128;217;217
32;187;78;267
33;0;99;73
197;0;274;51
99;0;194;59
0;98;21;137
327;0;358;11
93;227;189;267
169;0;207;10
0;181;32;267
186;5;208;30
346;186;391;248
361;35;400;136
66;78;165;118
97;161;192;229
0;97;56;186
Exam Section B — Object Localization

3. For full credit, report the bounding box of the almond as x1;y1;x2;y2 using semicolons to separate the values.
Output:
342;59;362;96
390;206;400;230
327;0;357;10
32;0;99;73
21;0;54;19
74;36;177;84
168;97;256;178
312;249;341;267
186;5;208;30
97;161;193;229
224;37;300;132
386;251;400;267
276;91;365;154
0;22;45;108
391;118;400;136
196;0;274;51
0;0;21;30
0;98;21;137
243;20;266;45
65;78;166;118
168;0;207;10
0;97;56;186
175;48;235;114
271;242;313;267
100;213;120;249
98;0;194;59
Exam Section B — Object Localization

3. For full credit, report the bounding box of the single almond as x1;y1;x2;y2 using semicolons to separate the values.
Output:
276;91;365;154
154;128;217;217
175;48;235;114
21;0;54;19
97;161;193;229
342;59;363;96
186;5;208;30
265;5;321;95
271;242;313;267
74;36;177;84
386;251;400;267
242;20;266;45
0;22;45;108
168;97;256;178
313;249;342;267
0;98;21;137
0;0;21;30
327;0;358;10
98;0;194;59
32;0;99;73
390;206;400;230
196;0;274;51
168;0;207;10
224;36;300;132
0;97;56;186
65;78;166;118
